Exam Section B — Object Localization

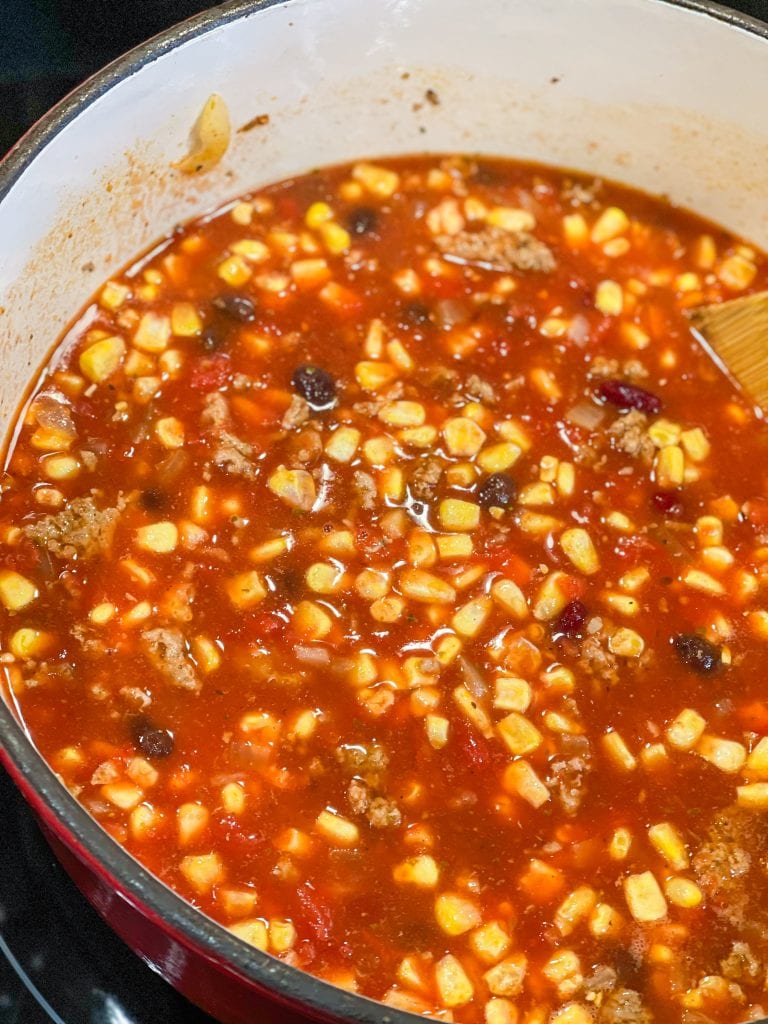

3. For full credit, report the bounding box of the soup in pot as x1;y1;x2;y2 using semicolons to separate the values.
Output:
2;155;768;1024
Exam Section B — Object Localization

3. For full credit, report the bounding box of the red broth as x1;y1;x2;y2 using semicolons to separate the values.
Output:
2;155;768;1024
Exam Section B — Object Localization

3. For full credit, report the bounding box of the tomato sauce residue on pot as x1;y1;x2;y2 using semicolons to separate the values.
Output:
2;155;768;1024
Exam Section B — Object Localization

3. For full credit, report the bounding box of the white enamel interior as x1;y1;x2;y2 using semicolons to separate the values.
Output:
0;0;766;429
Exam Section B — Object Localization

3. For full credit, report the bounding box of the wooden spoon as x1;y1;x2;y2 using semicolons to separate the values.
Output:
688;290;768;410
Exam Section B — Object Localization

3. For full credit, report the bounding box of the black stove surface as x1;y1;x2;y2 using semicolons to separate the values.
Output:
0;766;214;1024
1;0;768;1021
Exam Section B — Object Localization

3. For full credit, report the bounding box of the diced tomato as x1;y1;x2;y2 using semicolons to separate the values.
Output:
189;353;231;390
736;700;768;732
296;883;333;944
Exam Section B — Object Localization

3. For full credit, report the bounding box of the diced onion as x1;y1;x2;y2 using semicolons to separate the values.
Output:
458;654;488;700
565;400;605;431
294;645;331;666
567;314;591;346
175;94;231;175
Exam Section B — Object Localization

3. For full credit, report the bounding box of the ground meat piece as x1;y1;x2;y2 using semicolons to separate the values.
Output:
584;965;618;992
353;470;377;510
548;751;591;815
580;630;619;686
598;989;653;1024
141;628;201;694
367;797;402;829
464;373;497;404
282;394;311;430
335;743;389;780
287;427;323;467
201;391;230;429
693;841;751;925
589;357;648;382
79;450;98;472
23;494;124;561
352;382;404;417
347;778;371;815
213;431;257;480
91;760;120;785
562;178;603;206
118;686;152;710
435;226;556;273
409;457;443;502
608;410;654;460
721;942;762;984
71;623;107;654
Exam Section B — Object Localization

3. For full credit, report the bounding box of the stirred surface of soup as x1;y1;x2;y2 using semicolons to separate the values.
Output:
2;155;768;1024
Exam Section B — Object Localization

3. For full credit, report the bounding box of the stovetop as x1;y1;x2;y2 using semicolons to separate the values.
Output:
1;0;767;1020
0;766;213;1023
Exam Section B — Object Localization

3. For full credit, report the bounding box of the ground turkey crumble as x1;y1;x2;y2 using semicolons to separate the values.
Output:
141;627;201;694
23;494;125;561
435;226;556;273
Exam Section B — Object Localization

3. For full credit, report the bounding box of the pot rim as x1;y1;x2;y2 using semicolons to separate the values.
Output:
1;1;767;1022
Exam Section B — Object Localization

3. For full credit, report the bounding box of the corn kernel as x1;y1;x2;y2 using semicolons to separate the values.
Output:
681;427;711;462
154;416;185;449
225;570;267;609
293;600;333;639
483;953;527;997
443;417;486;457
393;855;440;888
217;256;252;287
435;953;474;1008
648;822;689;871
315;809;359;847
608;627;645;658
654;445;685;488
229;918;268;949
434;892;482;936
532;571;572;621
595;280;623;316
0;570;38;611
477;442;523;474
379;401;425;427
681;567;725;596
717;253;757;290
560;527;600;575
666;708;706;751
602;731;637;771
502;760;550;808
665;877;702;908
624;871;667;922
438;499;480;532
352;162;400;199
79;335;125;383
177;802;210;845
486;206;535;232
9;628;51;659
424;711;450;748
697;734;746;773
591;206;629;244
452;596;492;638
136;521;178;553
267;467;316;511
737;782;768;810
497;712;543;756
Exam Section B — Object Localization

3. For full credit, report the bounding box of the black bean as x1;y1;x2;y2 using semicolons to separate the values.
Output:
477;472;516;509
200;325;224;352
596;379;662;416
673;634;721;673
212;294;257;322
400;302;432;329
554;600;588;637
652;491;684;517
291;365;337;410
131;715;175;758
140;488;167;512
347;207;378;236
